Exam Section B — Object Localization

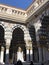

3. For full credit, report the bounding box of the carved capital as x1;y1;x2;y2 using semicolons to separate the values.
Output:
5;39;11;46
26;46;30;50
6;45;10;49
1;47;4;51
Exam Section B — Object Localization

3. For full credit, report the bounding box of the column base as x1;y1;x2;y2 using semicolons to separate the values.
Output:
0;62;5;64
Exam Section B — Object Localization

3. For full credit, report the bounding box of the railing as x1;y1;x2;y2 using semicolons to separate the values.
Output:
26;0;49;18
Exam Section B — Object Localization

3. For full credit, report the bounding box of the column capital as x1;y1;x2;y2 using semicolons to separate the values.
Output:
1;46;4;51
6;45;10;49
5;38;11;46
26;46;30;50
34;20;41;32
26;45;33;50
29;46;33;50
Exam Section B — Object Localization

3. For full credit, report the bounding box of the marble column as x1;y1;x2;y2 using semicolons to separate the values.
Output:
0;46;4;64
34;22;42;62
5;38;11;64
26;46;29;62
0;46;1;62
30;48;33;61
38;46;42;63
46;48;49;61
43;47;46;62
5;45;10;64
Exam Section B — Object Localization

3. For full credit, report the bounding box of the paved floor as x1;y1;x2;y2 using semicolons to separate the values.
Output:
0;62;41;65
0;62;49;65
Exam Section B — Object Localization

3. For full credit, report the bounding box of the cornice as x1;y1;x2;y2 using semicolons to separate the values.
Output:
0;0;49;23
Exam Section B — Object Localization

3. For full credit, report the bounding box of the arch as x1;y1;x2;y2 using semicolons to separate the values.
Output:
12;24;25;33
0;22;6;40
0;25;5;44
0;22;6;30
29;25;39;62
9;27;26;63
0;25;5;63
29;25;36;45
11;24;32;45
0;21;6;62
12;28;24;44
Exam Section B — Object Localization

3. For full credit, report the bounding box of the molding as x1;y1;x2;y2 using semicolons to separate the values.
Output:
0;0;49;23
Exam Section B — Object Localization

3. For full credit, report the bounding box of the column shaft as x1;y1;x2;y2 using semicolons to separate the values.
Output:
43;47;46;62
0;46;4;64
38;47;42;63
5;46;10;64
26;49;29;61
5;38;11;64
30;49;33;61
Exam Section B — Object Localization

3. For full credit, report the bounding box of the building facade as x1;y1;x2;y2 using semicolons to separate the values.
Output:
0;0;49;64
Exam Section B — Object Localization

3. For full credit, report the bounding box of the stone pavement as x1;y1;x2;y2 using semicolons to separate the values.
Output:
0;62;49;65
0;62;41;65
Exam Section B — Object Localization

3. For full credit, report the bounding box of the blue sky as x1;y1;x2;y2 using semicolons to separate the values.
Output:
0;0;33;10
